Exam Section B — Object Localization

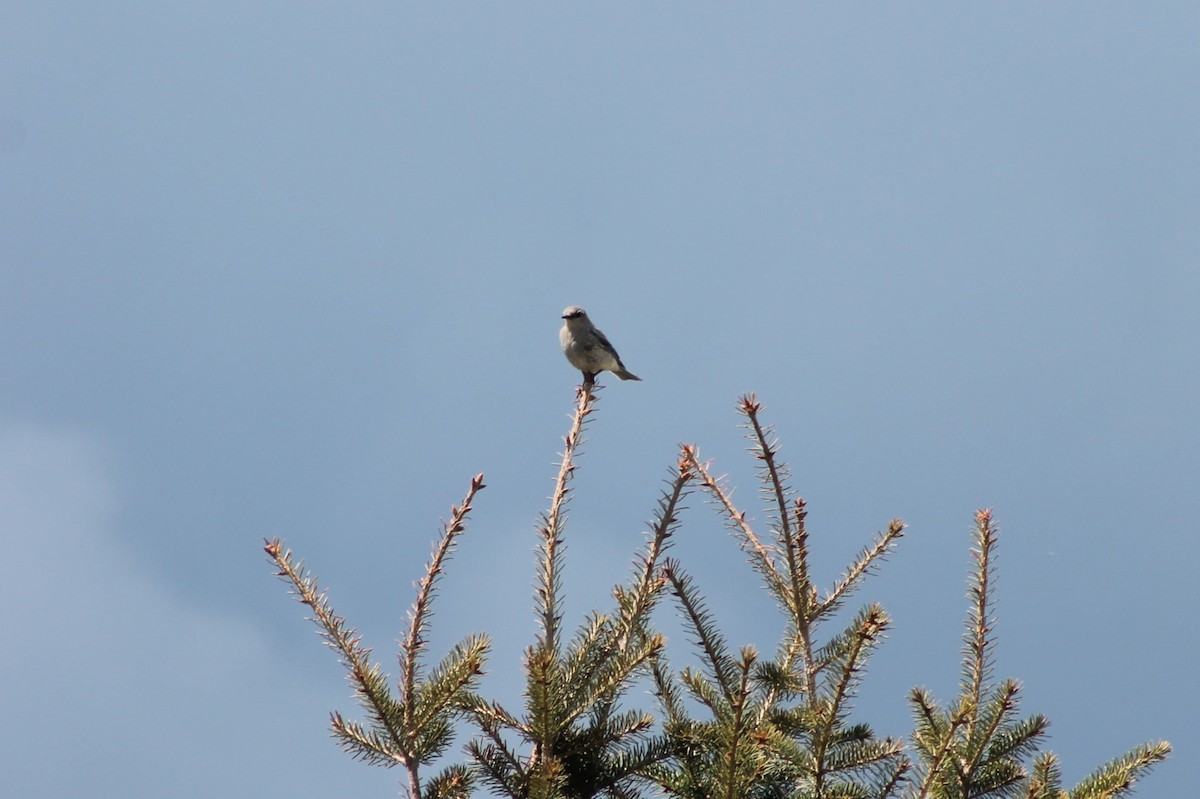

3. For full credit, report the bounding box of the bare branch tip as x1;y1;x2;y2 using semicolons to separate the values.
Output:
737;392;760;413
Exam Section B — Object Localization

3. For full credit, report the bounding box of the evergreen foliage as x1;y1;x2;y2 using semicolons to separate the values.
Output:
266;388;1168;799
266;473;488;799
905;511;1169;799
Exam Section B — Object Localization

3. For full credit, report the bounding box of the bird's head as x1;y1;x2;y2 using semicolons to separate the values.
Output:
561;306;588;322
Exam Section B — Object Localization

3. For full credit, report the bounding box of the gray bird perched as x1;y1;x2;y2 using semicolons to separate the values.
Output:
560;306;641;387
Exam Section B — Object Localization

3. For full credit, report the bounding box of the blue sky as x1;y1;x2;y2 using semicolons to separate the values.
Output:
2;4;1196;797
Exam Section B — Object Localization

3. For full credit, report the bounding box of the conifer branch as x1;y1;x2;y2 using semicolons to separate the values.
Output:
414;633;490;729
559;611;615;697
619;456;694;641
984;711;1049;765
1023;752;1063;799
265;540;409;762
266;474;489;799
1067;741;1170;799
739;393;795;568
528;750;566;799
649;656;713;796
566;457;694;735
819;520;906;620
902;512;1172;799
821;605;890;735
403;474;486;730
964;509;998;726
783;498;816;628
682;443;822;703
465;698;525;735
650;656;687;729
752;635;807;730
682;446;791;607
821;734;907;779
536;385;597;656
719;648;758;799
663;560;739;704
467;736;526;797
593;707;658;743
679;667;729;718
561;633;666;731
742;395;822;697
962;679;1019;766
908;687;969;799
552;458;691;780
602;736;679;794
525;644;561;770
331;711;405;766
423;763;476;799
465;388;682;797
878;757;913;799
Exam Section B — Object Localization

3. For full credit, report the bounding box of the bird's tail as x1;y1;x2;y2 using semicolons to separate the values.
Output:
612;368;641;381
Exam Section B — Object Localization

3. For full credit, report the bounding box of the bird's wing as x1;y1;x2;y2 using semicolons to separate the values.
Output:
591;326;620;355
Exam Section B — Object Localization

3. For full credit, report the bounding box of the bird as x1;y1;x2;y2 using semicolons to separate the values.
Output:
560;306;641;388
